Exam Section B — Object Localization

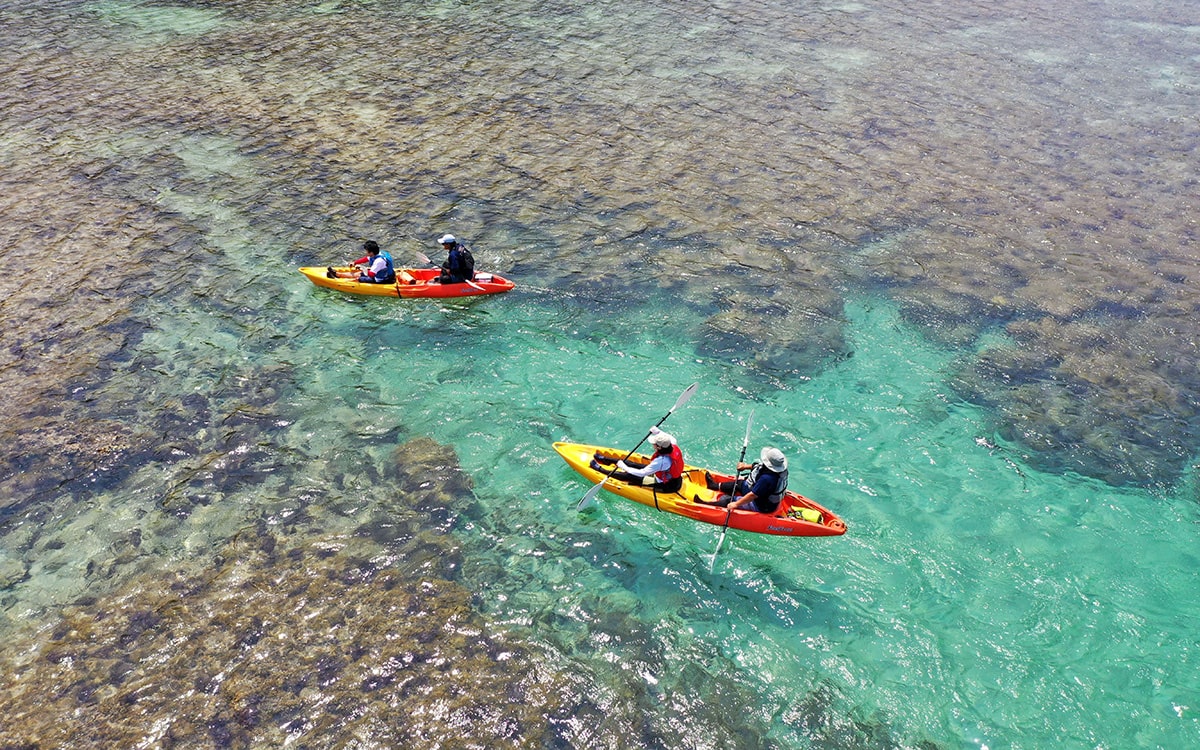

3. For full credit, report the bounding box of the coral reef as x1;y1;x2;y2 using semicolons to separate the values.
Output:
0;529;576;747
2;0;1197;491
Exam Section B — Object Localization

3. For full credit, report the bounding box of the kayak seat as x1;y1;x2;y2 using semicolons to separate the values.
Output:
399;271;416;284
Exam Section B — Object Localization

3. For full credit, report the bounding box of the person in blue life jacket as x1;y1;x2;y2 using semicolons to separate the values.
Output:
435;234;475;284
701;446;789;513
590;427;685;493
328;240;395;283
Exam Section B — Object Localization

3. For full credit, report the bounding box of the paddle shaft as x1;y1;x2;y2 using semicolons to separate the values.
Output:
719;446;749;530
713;410;754;559
581;414;671;507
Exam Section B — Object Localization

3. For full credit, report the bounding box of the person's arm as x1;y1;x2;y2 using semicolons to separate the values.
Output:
350;255;369;266
728;491;759;510
617;454;669;478
728;469;771;509
731;472;779;509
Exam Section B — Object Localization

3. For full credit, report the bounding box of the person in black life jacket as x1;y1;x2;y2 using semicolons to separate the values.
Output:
590;427;684;493
328;240;396;283
435;233;475;284
702;446;789;513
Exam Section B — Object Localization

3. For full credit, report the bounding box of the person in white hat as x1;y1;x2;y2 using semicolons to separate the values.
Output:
702;446;789;513
591;426;685;493
435;233;475;284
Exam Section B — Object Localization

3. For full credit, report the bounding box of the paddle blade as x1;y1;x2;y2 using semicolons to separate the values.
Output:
576;478;606;511
671;382;700;414
710;528;727;571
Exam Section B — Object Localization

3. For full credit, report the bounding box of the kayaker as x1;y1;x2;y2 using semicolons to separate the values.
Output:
328;240;396;283
435;234;475;284
591;428;684;493
702;447;789;513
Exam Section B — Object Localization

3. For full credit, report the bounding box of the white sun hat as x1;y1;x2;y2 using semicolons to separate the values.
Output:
760;447;787;472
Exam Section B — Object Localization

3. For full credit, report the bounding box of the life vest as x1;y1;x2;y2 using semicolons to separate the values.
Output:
747;464;788;505
376;251;396;283
653;444;684;484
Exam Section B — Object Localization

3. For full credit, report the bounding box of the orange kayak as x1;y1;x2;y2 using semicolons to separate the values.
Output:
299;267;515;298
554;442;846;537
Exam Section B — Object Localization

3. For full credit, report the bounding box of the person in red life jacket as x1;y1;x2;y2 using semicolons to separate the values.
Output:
328;240;396;283
590;427;684;493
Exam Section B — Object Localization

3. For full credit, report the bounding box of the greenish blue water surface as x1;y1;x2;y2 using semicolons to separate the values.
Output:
128;258;1200;745
329;293;1200;748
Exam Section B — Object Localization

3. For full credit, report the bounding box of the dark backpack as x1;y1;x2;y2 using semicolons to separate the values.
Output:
460;246;475;279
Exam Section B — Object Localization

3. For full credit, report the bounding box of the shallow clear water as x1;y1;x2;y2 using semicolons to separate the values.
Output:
2;0;1199;747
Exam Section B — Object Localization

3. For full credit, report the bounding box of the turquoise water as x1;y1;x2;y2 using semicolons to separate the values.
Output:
313;293;1200;747
2;0;1199;746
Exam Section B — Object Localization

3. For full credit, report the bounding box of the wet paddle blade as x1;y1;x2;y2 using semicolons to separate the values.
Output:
710;527;728;571
671;382;699;414
577;478;606;511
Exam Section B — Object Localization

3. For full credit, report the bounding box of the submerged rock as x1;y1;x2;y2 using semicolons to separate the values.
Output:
951;316;1200;487
0;530;574;748
701;291;850;378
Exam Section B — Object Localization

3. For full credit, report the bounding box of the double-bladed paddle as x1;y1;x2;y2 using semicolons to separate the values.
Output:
416;251;488;293
710;409;753;568
576;382;699;511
